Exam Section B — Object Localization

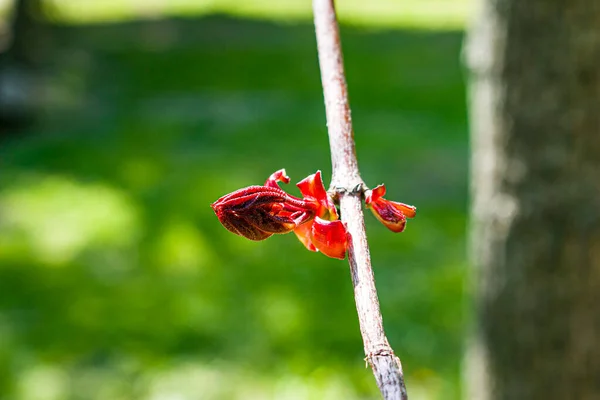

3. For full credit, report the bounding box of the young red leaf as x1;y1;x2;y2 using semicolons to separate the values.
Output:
212;185;313;241
310;217;348;259
296;170;338;220
365;184;416;233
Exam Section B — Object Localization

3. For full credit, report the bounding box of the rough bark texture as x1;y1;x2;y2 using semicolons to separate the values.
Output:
465;1;600;399
313;0;408;399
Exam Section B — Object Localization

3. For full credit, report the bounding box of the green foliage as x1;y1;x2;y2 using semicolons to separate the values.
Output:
0;17;467;399
35;0;473;29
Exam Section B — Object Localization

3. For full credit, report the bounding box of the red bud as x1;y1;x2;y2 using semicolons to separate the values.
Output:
212;185;313;241
212;170;348;259
365;184;416;233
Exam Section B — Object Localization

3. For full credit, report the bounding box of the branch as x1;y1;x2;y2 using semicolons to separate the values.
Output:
312;1;408;399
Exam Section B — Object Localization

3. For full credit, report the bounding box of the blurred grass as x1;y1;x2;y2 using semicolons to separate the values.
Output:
0;11;468;400
1;0;474;29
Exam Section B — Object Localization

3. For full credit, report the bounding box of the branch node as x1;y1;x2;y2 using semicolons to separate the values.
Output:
365;346;396;367
328;182;367;200
351;182;367;195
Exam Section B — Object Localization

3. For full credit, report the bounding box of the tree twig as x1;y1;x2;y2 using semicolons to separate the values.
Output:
312;1;408;399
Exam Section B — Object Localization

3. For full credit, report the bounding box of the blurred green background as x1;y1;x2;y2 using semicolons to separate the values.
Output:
0;1;470;399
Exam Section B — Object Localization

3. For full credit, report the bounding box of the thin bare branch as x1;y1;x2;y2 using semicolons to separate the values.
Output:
312;0;408;399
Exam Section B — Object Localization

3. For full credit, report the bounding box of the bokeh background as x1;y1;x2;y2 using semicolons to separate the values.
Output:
0;1;471;399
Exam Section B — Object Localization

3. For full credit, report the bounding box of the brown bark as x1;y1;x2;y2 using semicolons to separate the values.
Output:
312;0;408;399
465;1;600;399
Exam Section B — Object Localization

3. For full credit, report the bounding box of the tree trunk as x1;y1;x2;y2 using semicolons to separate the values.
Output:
465;1;600;399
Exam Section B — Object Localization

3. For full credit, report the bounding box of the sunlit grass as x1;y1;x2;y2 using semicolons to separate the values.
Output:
14;360;451;400
2;0;479;29
0;174;140;265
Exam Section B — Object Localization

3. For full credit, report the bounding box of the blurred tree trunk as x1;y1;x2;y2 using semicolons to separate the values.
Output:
465;1;600;399
0;0;45;133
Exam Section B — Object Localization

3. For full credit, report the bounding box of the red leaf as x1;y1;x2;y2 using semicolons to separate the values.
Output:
211;185;312;241
296;171;338;220
310;217;347;259
365;184;416;233
264;169;290;188
293;221;317;252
